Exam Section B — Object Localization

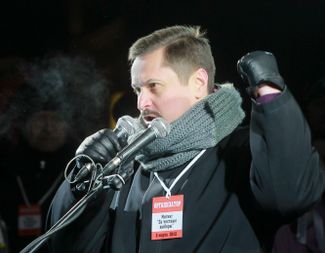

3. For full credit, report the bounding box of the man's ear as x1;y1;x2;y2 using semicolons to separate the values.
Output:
189;68;209;99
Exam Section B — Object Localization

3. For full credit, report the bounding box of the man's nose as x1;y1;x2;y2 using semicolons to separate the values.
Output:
137;90;153;111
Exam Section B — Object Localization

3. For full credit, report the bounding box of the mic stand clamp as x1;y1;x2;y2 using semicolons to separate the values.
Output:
102;163;134;190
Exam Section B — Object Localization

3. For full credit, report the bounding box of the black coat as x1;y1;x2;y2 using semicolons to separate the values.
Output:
48;89;325;253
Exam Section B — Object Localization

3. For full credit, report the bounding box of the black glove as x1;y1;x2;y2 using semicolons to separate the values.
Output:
71;129;122;194
237;51;285;94
75;128;122;168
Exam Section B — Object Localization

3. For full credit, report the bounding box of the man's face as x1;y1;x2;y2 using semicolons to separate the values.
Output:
131;48;205;124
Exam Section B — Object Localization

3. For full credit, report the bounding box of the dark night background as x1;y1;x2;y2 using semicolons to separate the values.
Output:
0;0;325;252
1;0;325;96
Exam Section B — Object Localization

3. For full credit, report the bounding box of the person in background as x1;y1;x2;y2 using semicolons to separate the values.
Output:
0;55;110;253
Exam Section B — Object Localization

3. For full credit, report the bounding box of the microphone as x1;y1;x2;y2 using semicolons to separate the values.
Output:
114;115;144;147
74;115;143;182
102;117;170;176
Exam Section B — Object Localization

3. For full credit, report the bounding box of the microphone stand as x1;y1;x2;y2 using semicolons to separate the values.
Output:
19;164;133;253
20;117;169;253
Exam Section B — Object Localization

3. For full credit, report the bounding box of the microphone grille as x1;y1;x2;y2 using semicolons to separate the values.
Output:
149;118;170;137
116;115;141;135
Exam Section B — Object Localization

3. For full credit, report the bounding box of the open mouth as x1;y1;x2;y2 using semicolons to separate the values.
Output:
141;110;161;124
143;115;156;122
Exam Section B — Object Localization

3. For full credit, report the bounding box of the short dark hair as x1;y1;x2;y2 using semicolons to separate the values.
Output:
129;25;216;91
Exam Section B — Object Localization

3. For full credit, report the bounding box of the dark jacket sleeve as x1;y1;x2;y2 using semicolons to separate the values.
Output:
249;88;325;217
47;179;116;253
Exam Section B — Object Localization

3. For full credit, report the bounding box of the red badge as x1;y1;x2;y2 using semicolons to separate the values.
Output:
18;204;42;236
151;195;184;240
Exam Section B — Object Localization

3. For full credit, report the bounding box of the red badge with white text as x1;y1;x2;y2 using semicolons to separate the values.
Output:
151;194;184;240
18;204;42;236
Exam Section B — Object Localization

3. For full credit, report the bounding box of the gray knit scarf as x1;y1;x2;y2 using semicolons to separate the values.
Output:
135;84;245;172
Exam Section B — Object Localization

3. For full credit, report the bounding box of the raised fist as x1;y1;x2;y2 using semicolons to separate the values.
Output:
237;51;285;92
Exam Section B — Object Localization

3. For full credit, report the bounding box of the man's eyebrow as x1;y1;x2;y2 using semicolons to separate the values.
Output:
132;79;161;88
